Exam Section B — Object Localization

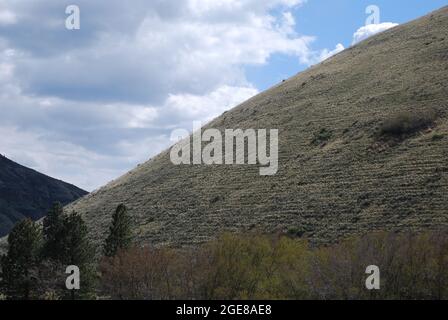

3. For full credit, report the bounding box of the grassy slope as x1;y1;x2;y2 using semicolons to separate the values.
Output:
65;6;448;248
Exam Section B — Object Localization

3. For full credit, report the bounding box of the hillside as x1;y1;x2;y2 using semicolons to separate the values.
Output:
66;6;448;248
0;155;88;236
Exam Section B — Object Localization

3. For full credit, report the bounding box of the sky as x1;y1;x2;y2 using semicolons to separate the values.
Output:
0;0;446;191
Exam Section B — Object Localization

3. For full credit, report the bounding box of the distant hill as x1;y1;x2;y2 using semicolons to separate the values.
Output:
64;6;447;248
0;155;88;236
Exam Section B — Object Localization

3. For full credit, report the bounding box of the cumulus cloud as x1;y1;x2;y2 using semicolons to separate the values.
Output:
313;20;399;65
1;0;312;104
317;43;345;63
0;0;315;191
352;22;399;45
165;85;259;125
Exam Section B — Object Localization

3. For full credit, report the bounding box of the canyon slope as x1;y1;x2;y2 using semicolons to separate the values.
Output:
0;155;87;236
67;7;448;248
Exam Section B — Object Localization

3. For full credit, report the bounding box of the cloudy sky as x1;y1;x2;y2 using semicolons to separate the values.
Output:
0;0;446;191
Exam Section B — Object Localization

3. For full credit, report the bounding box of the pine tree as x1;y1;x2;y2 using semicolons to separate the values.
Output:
59;212;96;299
103;204;133;257
59;212;93;266
42;202;64;260
0;219;42;300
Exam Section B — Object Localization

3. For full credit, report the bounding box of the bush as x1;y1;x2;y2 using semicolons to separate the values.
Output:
287;227;305;238
10;227;447;300
311;128;332;146
99;246;190;300
431;133;445;141
198;233;310;299
99;234;311;300
98;229;448;300
380;110;436;137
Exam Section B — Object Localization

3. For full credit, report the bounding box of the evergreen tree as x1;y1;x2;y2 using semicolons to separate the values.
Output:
59;212;93;266
59;212;96;299
103;204;133;257
42;202;64;260
0;219;42;299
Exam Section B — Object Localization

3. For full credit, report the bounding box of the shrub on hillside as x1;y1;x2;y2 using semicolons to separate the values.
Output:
379;110;436;137
311;128;332;146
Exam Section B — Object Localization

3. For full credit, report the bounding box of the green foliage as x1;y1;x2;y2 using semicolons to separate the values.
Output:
200;233;310;299
42;202;64;261
0;219;42;300
103;204;133;257
0;208;96;299
59;212;94;266
58;212;96;299
99;229;448;300
100;233;311;300
43;204;95;267
4;215;448;300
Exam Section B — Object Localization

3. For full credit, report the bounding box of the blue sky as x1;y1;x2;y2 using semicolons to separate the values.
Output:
0;1;446;190
247;0;448;90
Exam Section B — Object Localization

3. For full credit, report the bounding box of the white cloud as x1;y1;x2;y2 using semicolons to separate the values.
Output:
282;12;295;27
0;126;115;190
0;62;14;81
314;21;399;66
0;9;16;25
165;85;259;124
352;22;399;45
0;0;316;191
3;0;314;103
318;43;345;62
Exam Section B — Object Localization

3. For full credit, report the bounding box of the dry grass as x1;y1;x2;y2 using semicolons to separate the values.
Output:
57;6;448;250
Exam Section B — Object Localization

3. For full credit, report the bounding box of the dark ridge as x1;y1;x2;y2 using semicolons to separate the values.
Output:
0;154;88;236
